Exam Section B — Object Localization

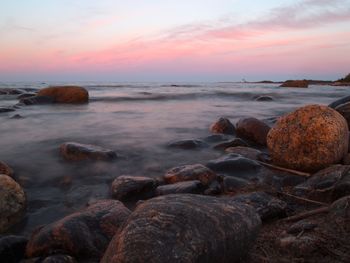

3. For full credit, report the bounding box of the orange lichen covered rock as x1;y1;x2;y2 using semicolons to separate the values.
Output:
267;105;349;172
37;86;89;103
280;80;309;88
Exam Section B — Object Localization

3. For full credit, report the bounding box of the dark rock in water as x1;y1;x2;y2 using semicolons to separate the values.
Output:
26;200;131;261
225;146;262;161
10;114;24;119
0;88;24;95
164;164;217;185
0;107;15;113
203;134;231;143
287;220;318;234
210;117;236;135
294;165;350;202
0;175;26;233
0;160;14;177
329;195;350;220
37;86;89;104
333;102;350;128
280;80;309;88
204;180;223;195
17;93;36;100
236;117;270;146
328;95;350;109
101;194;261;263
20;96;55;105
254;95;273;101
167;139;208;150
213;138;249;150
232;192;287;221
0;235;28;263
223;176;251;192
263;172;307;190
156;180;204;195
206;153;261;179
111;175;158;201
60;142;117;161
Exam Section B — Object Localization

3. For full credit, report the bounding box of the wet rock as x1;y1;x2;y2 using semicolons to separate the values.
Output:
232;192;287;221
280;80;309;88
0;88;24;95
236;117;271;146
0;107;15;113
263;172;307;190
0;161;14;177
206;153;261;179
223;176;251;192
329;95;350;109
20;96;55;105
17;93;36;100
37;86;89;104
0;235;28;263
287;220;318;234
254;95;273;101
156;180;204;195
203;134;231;143
213;138;249;150
0;175;26;233
294;165;350;202
329;195;350;220
334;101;350;128
26;200;131;260
225;146;263;161
167;139;208;150
60;142;117;161
10;114;24;119
111;175;157;201
101;194;261;263
267;105;349;172
209;117;235;135
164;164;217;185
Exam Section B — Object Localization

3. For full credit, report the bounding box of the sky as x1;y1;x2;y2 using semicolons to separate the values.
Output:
0;0;350;82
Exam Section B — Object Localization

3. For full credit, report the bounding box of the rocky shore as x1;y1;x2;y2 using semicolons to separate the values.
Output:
1;85;350;262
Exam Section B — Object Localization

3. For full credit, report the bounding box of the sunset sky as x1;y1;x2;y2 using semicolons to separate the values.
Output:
1;0;349;81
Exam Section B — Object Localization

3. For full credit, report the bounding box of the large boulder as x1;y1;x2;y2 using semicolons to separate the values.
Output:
236;118;270;146
60;142;117;161
267;105;349;172
0;161;14;177
37;86;88;104
164;164;217;185
26;200;131;261
101;194;261;263
0;175;26;233
280;80;309;88
210;117;235;135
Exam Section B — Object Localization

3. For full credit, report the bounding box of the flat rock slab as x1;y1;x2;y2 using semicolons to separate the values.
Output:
111;176;158;201
60;142;117;161
101;194;261;263
167;139;208;150
26;200;131;260
164;164;217;185
156;180;204;195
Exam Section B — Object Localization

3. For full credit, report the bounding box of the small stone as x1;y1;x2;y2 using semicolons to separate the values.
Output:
60;142;117;161
236;117;271;146
156;180;204;195
210;117;236;135
164;164;217;185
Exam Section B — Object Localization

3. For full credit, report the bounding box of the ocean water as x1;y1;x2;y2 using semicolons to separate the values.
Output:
0;82;348;234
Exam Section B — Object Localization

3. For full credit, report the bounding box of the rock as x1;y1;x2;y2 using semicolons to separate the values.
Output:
111;176;158;201
0;175;26;233
204;180;223;195
223;176;251;192
26;200;131;260
209;117;235;135
20;96;55;105
203;134;231;143
236;117;271;146
254;95;273;101
0;161;14;177
280;80;309;88
329;95;350;109
10;114;24;119
213;138;249;150
101;194;261;263
37;86;89;104
164;164;217;185
156;180;204;195
0;107;15;113
267;105;349;172
334;102;350;128
60;142;117;161
294;165;350;202
279;236;319;256
0;235;28;263
329;195;350;220
22;254;78;263
225;146;263;161
167;139;208;150
287;220;318;234
17;93;36;100
232;192;287;221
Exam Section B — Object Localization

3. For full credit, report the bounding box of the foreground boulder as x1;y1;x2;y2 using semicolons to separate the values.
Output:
267;105;349;172
26;200;131;260
60;142;117;161
236;117;270;146
210;117;235;135
0;235;28;263
111;176;158;201
37;86;89;104
101;194;261;263
0;161;14;177
0;175;26;233
280;80;309;88
164;164;217;185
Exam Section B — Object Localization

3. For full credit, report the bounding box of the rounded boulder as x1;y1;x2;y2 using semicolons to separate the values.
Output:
37;86;89;104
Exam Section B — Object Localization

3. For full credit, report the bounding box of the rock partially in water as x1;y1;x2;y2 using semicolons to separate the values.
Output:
111;175;158;201
0;161;14;177
156;180;204;195
328;95;350;109
0;235;28;263
209;117;235;135
20;96;55;105
60;142;117;161
26;200;131;261
0;88;24;95
167;139;208;150
0;107;15;113
267;105;349;172
17;93;37;100
10;114;24;119
164;164;217;185
213;138;249;150
0;175;26;233
236;117;271;146
334;102;350;129
203;134;231;143
225;146;263;161
254;95;273;101
101;194;261;263
223;176;251;192
37;86;89;104
280;80;309;88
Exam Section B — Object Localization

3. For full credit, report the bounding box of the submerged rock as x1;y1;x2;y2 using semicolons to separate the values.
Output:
213;138;249;150
254;95;273;101
280;80;309;88
0;107;15;113
0;235;28;263
111;176;158;201
267;105;349;172
60;142;117;161
101;194;261;263
209;117;235;135
20;96;55;105
167;139;208;150
37;86;89;104
223;176;251;192
236;117;270;146
225;146;263;161
203;134;231;143
164;164;217;185
156;180;204;195
0;161;14;177
17;93;37;100
26;200;131;260
0;175;26;233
